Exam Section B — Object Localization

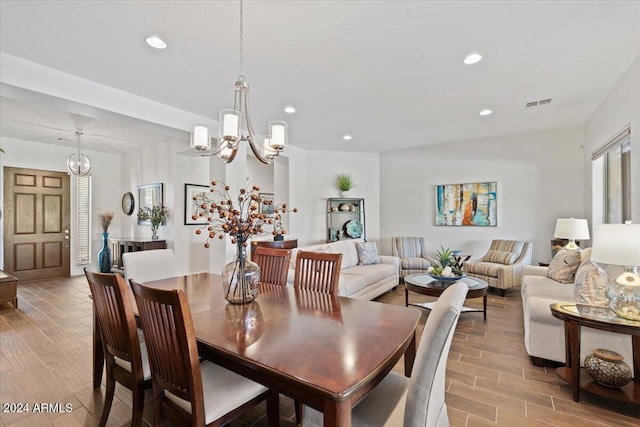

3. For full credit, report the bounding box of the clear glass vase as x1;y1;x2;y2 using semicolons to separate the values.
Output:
606;266;640;321
222;241;260;304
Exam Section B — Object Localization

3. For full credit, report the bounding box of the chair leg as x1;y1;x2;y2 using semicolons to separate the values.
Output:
266;391;280;427
99;365;115;427
131;382;145;427
294;400;304;426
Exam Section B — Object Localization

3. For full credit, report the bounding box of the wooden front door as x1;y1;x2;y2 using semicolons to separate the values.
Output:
3;167;71;280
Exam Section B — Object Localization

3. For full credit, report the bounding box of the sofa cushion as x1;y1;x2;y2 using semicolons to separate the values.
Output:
342;263;396;286
401;257;431;270
522;275;574;301
527;296;570;325
547;248;581;284
356;241;380;266
465;261;503;278
481;250;517;265
337;272;370;297
574;261;608;305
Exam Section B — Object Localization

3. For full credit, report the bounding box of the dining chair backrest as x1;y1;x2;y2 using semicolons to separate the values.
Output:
85;269;147;426
405;281;467;427
129;280;206;425
85;269;143;379
293;250;342;295
253;247;291;286
123;249;177;284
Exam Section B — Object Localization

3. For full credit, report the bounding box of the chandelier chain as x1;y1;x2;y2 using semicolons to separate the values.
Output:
239;0;244;75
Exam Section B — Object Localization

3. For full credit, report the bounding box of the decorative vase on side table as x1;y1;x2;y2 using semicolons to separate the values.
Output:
98;210;114;273
98;232;112;273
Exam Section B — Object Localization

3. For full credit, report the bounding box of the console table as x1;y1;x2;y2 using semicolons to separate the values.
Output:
250;238;297;259
550;303;639;406
110;238;167;270
0;270;18;309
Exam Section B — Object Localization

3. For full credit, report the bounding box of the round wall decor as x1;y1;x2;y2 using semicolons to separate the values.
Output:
122;192;135;216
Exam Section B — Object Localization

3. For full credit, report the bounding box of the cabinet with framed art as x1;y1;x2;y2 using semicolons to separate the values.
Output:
327;198;366;242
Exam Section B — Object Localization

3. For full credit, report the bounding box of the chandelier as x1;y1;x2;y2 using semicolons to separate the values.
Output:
191;0;287;165
67;131;91;176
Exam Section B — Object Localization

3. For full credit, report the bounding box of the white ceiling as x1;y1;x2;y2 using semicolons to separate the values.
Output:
1;0;639;154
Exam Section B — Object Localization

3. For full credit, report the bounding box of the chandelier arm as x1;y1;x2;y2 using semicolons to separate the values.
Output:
199;140;232;157
224;146;239;164
247;138;273;165
242;88;276;165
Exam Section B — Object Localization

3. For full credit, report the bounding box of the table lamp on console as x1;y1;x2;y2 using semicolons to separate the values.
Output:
590;222;640;321
554;218;590;252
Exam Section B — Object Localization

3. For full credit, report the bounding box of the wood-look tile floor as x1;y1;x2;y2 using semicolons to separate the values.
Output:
1;276;638;426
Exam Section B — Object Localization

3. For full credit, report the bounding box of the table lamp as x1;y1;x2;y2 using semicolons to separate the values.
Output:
590;223;640;321
554;218;590;251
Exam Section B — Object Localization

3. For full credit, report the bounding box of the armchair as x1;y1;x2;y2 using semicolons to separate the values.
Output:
392;237;433;280
464;239;532;295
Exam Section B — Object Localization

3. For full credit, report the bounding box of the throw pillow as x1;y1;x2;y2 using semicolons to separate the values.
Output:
574;261;608;305
547;248;581;284
356;241;380;266
481;250;517;265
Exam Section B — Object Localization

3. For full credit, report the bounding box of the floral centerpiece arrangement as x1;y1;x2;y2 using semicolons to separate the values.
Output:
138;205;169;240
97;210;114;273
427;246;465;281
194;180;296;303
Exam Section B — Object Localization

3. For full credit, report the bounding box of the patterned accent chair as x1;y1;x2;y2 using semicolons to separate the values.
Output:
392;237;434;280
464;239;533;296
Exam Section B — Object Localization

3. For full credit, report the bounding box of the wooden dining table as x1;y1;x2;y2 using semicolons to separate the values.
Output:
92;272;421;427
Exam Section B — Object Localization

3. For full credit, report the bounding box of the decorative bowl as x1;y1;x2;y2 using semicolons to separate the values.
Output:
428;273;466;283
344;220;363;238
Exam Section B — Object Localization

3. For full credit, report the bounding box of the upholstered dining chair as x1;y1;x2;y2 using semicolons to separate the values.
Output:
392;236;434;280
123;248;177;284
252;247;291;286
293;250;343;295
303;281;468;427
84;269;150;427
129;280;279;427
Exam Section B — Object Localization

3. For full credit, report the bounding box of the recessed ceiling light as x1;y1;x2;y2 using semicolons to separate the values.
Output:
145;36;167;49
284;106;296;114
479;109;492;116
343;134;352;141
464;53;482;65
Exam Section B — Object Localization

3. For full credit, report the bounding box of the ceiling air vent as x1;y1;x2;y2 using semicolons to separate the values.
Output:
525;98;552;109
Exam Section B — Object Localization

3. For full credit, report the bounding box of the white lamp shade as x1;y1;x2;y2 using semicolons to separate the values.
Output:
553;218;590;240
218;141;234;161
590;224;640;267
268;121;287;150
191;126;211;151
219;109;240;142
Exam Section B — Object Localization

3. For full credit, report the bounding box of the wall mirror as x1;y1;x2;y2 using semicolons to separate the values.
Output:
137;182;163;225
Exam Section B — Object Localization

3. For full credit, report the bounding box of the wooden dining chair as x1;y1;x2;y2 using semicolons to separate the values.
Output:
302;281;468;426
84;269;150;427
129;279;279;427
253;247;291;286
293;250;342;295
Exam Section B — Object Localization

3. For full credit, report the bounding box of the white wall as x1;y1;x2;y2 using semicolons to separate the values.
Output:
0;136;121;275
584;55;640;224
379;127;585;263
301;151;380;247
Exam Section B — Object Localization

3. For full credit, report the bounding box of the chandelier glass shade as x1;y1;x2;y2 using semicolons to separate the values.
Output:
67;131;91;176
190;1;287;165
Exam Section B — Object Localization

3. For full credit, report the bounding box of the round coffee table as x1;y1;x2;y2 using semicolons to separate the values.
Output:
404;274;488;320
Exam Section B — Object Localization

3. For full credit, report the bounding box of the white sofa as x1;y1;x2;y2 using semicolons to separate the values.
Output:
286;240;400;300
521;248;633;373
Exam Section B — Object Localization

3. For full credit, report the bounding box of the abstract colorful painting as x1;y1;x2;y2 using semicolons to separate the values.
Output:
435;181;497;226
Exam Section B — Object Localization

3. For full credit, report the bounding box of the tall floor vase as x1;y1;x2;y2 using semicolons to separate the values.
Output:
98;232;112;273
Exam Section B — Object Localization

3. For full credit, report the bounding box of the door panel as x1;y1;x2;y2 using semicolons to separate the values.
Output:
4;167;71;280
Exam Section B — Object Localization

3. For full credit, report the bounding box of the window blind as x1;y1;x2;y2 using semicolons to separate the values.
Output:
76;175;91;265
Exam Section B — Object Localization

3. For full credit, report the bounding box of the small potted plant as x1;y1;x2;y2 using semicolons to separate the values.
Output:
337;173;355;197
138;205;169;240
